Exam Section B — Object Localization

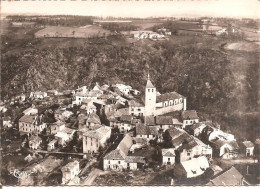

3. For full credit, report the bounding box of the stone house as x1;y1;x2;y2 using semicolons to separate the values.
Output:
83;126;111;154
61;161;80;185
162;148;176;165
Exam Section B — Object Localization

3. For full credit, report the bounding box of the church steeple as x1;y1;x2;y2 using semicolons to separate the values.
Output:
146;73;155;88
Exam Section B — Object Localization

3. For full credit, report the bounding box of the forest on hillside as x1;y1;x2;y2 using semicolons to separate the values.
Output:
2;36;234;117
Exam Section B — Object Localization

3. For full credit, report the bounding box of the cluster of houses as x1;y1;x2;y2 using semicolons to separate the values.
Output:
128;28;171;40
1;73;258;185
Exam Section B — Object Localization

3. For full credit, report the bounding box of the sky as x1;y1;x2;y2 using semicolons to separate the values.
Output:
1;0;260;19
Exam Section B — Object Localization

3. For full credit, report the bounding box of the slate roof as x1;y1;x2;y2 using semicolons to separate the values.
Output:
209;166;245;186
191;122;207;130
162;148;175;157
104;134;133;160
156;116;174;125
125;156;145;164
115;108;129;117
29;135;42;143
87;113;101;124
19;115;35;124
156;92;184;103
167;127;184;139
83;126;111;140
242;141;254;148
146;79;155;88
128;100;144;107
182;110;199;120
61;161;79;172
120;115;132;123
117;134;133;157
210;139;239;149
136;124;158;136
145;116;156;126
172;118;183;125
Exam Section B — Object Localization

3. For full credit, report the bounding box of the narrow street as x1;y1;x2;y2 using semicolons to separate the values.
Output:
80;168;103;186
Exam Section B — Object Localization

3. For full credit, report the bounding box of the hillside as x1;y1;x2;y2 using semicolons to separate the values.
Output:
1;23;259;140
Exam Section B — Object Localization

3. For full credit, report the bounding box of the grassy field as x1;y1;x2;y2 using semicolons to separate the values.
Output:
131;19;164;30
35;25;110;38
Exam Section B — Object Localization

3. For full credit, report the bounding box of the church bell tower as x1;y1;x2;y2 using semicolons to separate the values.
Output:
145;73;156;116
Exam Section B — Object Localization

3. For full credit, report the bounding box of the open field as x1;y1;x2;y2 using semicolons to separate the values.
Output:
225;41;260;52
35;25;111;38
131;20;165;30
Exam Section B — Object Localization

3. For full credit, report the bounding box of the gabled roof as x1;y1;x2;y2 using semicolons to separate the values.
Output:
191;122;207;130
48;139;57;145
166;127;184;139
104;149;125;160
162;148;175;157
87;113;101;124
83;126;111;140
125;156;145;163
29;135;42;143
136;124;158;136
156;116;174;125
104;134;133;160
115;108;129;117
117;134;133;157
209;166;245;186
156;92;184;103
19;115;36;124
120;115;132;123
181;156;210;178
128;100;144;107
182;110;199;120
242;141;254;148
61;161;79;172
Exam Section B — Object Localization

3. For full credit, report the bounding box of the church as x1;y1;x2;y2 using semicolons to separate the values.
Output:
144;73;187;117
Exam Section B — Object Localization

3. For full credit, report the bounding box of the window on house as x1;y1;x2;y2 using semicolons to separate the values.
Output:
108;161;110;164
152;89;154;92
131;108;134;111
148;89;150;92
118;161;120;164
168;158;170;161
187;150;192;156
